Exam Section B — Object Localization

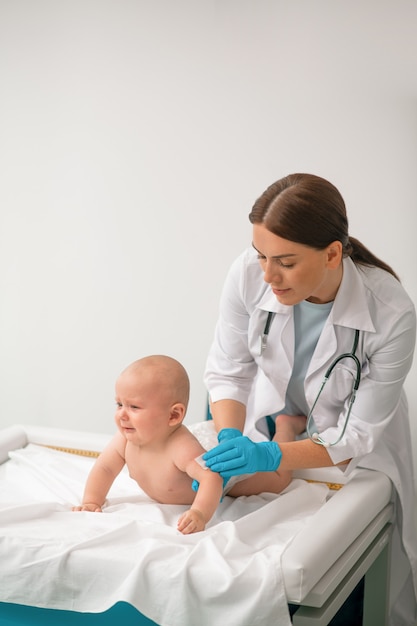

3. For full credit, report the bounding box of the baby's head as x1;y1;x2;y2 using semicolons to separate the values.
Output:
115;355;190;441
121;355;189;408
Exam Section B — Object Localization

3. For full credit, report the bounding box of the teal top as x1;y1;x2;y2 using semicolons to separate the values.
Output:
261;299;332;438
283;299;333;416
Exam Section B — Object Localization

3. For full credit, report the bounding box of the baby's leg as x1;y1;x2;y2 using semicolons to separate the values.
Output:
226;470;291;497
227;414;307;497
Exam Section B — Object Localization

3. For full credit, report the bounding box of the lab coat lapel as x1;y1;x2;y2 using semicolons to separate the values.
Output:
257;289;294;370
307;258;375;378
330;258;375;332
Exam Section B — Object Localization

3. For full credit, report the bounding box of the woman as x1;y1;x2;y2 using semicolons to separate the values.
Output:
203;173;416;624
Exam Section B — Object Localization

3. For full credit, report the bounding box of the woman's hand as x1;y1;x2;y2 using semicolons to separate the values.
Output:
202;431;282;479
191;427;242;492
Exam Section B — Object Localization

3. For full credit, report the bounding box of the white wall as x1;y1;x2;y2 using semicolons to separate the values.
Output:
1;1;416;473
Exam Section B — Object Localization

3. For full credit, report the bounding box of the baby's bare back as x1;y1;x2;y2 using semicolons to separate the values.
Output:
124;429;203;505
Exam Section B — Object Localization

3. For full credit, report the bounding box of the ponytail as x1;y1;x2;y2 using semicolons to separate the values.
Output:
348;237;399;281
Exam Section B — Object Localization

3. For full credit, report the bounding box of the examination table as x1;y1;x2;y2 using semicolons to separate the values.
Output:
0;424;393;626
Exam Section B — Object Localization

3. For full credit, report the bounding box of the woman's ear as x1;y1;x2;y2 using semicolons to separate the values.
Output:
169;403;186;426
326;241;343;268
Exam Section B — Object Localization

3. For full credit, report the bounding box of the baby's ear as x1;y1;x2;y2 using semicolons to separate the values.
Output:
169;403;185;425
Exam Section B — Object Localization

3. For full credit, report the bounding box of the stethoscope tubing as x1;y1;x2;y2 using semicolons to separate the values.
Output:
306;329;361;447
260;311;361;447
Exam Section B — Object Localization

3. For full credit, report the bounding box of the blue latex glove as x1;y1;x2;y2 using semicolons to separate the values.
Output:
191;428;243;492
202;436;282;478
217;427;242;443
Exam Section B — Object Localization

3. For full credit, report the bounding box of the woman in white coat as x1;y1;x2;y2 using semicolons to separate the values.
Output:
203;173;416;625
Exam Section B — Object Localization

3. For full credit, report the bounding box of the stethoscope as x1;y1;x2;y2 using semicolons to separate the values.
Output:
260;311;361;447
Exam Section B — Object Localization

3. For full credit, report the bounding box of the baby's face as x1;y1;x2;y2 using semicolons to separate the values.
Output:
114;370;173;445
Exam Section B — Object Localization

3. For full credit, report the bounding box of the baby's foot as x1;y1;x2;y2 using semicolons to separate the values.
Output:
275;414;307;440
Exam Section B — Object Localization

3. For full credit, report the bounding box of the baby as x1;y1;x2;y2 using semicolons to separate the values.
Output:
73;355;293;533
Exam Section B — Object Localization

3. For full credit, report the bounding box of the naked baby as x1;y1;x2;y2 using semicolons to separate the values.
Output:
73;355;224;533
73;355;293;533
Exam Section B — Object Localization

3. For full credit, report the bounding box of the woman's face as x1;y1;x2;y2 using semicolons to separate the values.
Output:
252;224;343;305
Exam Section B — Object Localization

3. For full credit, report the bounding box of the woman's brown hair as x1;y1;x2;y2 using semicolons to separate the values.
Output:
249;173;399;279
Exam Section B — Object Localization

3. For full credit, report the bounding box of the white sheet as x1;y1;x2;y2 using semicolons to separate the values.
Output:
0;444;329;626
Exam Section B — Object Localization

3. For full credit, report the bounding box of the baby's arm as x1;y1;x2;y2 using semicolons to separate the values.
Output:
177;459;223;534
72;432;126;512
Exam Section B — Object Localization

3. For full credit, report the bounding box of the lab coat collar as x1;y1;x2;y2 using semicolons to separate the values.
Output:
331;258;375;332
256;257;376;333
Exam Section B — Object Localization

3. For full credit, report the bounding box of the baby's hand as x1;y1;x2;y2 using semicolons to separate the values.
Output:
72;503;103;513
177;508;206;534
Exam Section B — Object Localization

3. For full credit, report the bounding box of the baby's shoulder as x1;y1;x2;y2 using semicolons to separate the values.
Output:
170;424;200;447
111;430;128;458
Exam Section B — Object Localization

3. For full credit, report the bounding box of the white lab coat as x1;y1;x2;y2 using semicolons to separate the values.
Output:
205;247;417;623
